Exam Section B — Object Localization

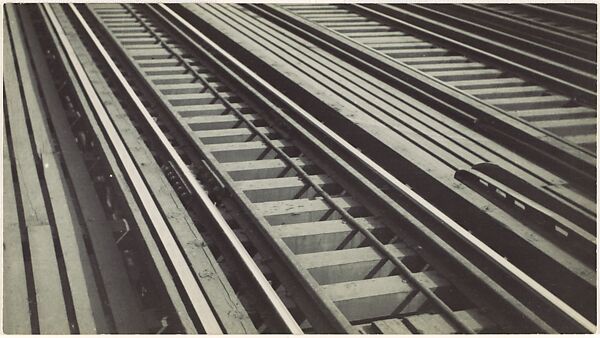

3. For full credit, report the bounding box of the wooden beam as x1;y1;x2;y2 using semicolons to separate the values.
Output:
2;113;32;334
4;9;69;332
324;271;448;322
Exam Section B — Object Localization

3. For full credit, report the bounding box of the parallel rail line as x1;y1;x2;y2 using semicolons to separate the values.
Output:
63;2;302;333
96;2;594;332
484;4;597;42
42;3;224;333
4;3;597;334
83;3;499;333
177;2;596;328
275;4;597;160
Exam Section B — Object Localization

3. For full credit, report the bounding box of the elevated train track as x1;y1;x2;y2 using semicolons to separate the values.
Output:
3;3;597;334
261;4;597;166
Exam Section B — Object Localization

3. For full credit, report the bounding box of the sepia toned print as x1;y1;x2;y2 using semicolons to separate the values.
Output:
3;2;596;334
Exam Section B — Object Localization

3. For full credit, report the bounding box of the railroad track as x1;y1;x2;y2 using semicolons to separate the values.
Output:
81;3;515;333
5;4;196;333
186;0;595;293
84;3;596;332
277;4;597;154
453;4;597;64
169;1;596;328
40;2;305;333
4;3;597;334
484;4;597;41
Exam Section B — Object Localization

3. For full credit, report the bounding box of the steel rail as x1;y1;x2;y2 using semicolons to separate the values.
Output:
359;4;596;105
98;3;473;331
43;3;223;334
140;4;475;333
415;5;596;74
415;4;595;74
163;4;596;333
89;4;388;332
66;3;303;334
520;4;596;32
250;4;596;233
488;4;596;44
254;4;596;194
462;4;596;61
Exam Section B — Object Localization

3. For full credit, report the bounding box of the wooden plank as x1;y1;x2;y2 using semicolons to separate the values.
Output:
167;92;235;106
2;117;32;334
62;13;256;330
185;113;260;130
346;31;407;38
533;117;596;136
403;309;495;333
488;95;571;111
143;65;191;75
370;42;437;51
165;81;232;93
283;8;348;14
254;196;365;225
138;58;185;67
354;35;422;44
273;217;385;254
399;55;468;64
4;8;70;333
197;126;274;144
428;68;503;81
205;140;294;162
466;85;547;100
175;102;249;117
386;47;449;58
221;158;315;181
335;26;396;34
237;174;334;202
309;16;370;23
371;318;413;334
564;134;596;149
127;47;188;59
109;27;148;34
324;271;448;321
15;6;109;333
26;226;70;333
39;4;148;332
513;106;596;122
324;21;384;28
414;61;487;72
298;243;415;284
446;77;526;89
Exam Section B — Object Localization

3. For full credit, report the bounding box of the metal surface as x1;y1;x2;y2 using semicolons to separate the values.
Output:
253;4;596;197
43;3;223;333
4;3;596;334
174;3;596;333
68;3;303;333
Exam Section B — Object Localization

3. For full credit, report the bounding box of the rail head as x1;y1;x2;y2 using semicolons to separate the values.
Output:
62;3;303;334
254;3;597;194
163;4;596;333
42;3;226;334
